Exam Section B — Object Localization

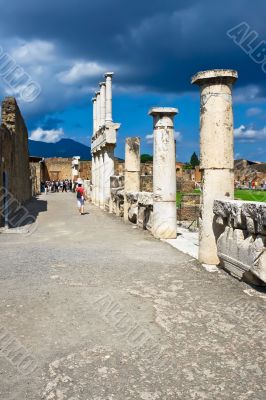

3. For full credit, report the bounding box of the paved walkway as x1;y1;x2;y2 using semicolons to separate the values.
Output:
0;193;265;400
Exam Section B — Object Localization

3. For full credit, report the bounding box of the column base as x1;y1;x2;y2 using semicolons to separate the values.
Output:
152;201;177;239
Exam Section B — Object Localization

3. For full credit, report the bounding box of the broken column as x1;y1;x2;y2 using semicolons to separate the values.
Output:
191;69;238;265
149;107;178;239
105;72;113;123
124;137;140;221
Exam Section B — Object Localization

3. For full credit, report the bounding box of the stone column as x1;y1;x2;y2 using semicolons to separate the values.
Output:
105;72;114;123
124;137;140;221
99;150;104;208
95;91;101;131
149;107;178;239
99;82;106;127
103;145;115;210
191;69;238;265
92;97;97;135
94;152;100;206
91;154;95;203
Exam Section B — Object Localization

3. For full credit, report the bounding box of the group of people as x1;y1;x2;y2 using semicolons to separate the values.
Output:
41;179;87;215
42;180;73;194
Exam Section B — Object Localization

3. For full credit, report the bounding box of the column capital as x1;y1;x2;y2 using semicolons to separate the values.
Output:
99;81;106;87
104;72;114;78
191;69;238;86
148;107;178;117
92;97;96;102
95;90;100;96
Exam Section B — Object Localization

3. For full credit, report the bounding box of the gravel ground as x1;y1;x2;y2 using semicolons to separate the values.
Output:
0;192;265;400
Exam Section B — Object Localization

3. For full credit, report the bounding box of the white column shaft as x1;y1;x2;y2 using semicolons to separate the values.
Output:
105;73;113;123
100;83;106;127
191;69;238;265
99;151;104;208
103;146;115;208
149;108;178;239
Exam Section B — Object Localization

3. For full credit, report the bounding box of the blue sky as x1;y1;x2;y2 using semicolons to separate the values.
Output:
0;0;265;162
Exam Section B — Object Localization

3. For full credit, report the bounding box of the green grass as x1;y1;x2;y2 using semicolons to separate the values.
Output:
234;189;266;202
176;189;266;206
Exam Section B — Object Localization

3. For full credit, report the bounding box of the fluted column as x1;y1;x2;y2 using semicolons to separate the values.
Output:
95;91;101;131
191;69;238;265
103;145;115;210
99;82;106;127
149;107;178;239
92;97;96;135
105;72;114;123
124;137;140;221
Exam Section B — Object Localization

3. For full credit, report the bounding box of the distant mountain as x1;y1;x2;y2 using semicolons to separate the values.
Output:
28;138;91;160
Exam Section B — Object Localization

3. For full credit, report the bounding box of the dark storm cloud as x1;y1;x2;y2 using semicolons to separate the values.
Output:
42;117;64;130
0;0;265;116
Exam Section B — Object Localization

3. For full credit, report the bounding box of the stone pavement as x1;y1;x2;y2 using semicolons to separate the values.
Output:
0;193;265;400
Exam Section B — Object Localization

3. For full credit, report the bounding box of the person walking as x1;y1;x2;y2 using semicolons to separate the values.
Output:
75;183;86;215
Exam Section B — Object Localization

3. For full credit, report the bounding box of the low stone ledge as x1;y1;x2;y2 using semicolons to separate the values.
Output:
213;199;266;285
138;192;154;206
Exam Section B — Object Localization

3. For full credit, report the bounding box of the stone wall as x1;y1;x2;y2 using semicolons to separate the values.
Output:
0;97;31;227
213;199;266;285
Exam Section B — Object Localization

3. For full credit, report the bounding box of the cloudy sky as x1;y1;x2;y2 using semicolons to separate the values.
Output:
0;0;265;161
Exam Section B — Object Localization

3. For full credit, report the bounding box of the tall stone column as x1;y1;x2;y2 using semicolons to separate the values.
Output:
94;152;100;206
99;150;104;209
103;145;115;210
92;97;96;135
191;69;238;265
95;91;101;131
124;137;140;221
149;107;178;239
91;154;96;203
99;82;106;127
105;72;114;123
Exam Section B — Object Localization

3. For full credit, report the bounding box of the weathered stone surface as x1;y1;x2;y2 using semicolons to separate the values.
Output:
125;192;139;203
0;97;32;227
192;69;237;265
138;192;153;206
214;199;266;285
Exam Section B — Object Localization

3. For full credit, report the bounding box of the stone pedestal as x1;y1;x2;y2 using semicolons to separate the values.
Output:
149;107;178;239
124;137;140;221
191;69;238;265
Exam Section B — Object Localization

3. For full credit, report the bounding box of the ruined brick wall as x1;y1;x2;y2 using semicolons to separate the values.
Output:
79;161;91;180
43;158;72;180
0;97;31;227
43;158;92;181
140;175;153;192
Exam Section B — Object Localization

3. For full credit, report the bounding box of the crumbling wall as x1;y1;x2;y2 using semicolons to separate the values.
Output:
213;199;266;285
0;97;31;227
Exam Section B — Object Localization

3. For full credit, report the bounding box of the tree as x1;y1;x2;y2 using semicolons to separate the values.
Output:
190;152;199;168
141;154;153;163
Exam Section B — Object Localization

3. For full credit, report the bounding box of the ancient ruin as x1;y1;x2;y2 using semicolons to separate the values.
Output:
91;73;121;210
0;97;31;227
191;69;238;265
